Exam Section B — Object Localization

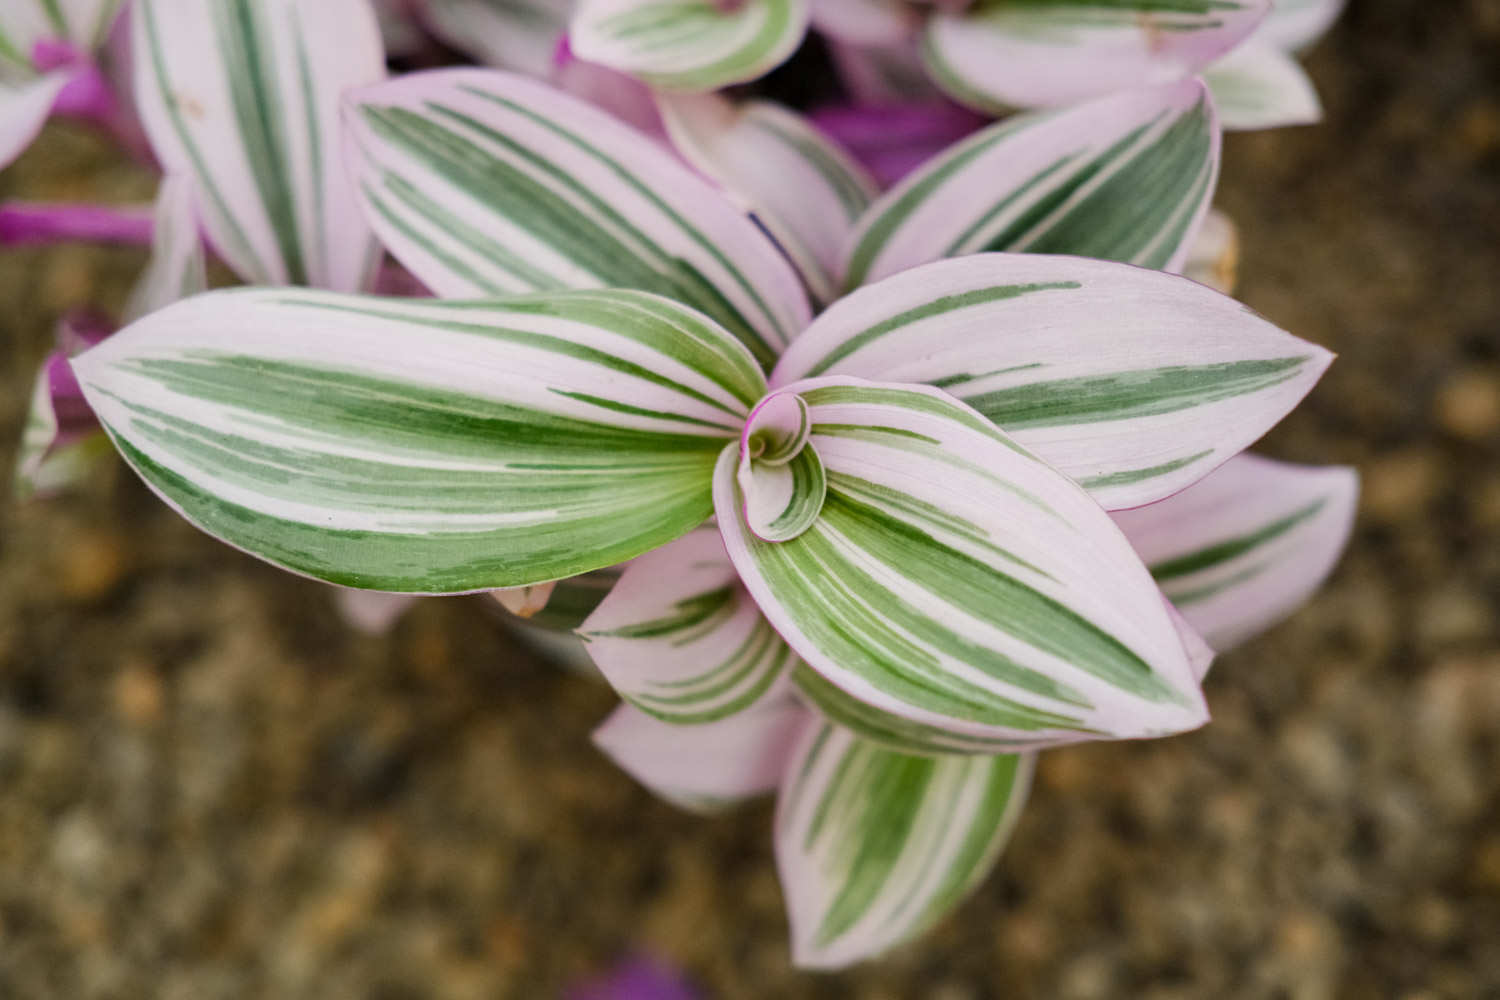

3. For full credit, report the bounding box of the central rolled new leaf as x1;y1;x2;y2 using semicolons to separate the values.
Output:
72;287;767;592
714;376;1210;749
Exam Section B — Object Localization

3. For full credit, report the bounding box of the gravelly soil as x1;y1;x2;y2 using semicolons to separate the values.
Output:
2;3;1498;997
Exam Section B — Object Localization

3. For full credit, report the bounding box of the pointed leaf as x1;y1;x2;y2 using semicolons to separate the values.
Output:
921;0;1267;111
344;69;810;368
842;79;1219;289
0;71;69;169
422;0;573;78
658;92;877;304
569;0;809;92
1114;453;1358;651
13;313;111;501
1204;40;1320;131
775;254;1332;510
593;697;811;812
74;287;766;592
123;173;208;322
715;377;1209;751
580;526;798;722
777;720;1034;968
132;0;384;290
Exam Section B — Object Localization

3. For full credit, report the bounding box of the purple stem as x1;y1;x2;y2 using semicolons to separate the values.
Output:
0;201;154;248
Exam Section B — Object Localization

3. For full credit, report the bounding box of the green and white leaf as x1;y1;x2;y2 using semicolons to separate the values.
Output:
423;0;574;78
75;287;766;592
595;696;812;813
660;92;877;304
580;526;799;723
132;0;385;291
570;0;810;92
841;79;1219;289
921;0;1268;111
344;69;810;368
775;254;1332;510
777;720;1034;968
1204;40;1320;131
715;377;1209;752
1114;453;1358;652
123;173;208;322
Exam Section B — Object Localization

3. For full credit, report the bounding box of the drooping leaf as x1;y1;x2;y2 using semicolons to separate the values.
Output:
123;173;207;322
715;376;1209;752
1204;40;1320;131
594;697;811;812
658;92;877;304
921;0;1268;112
422;0;573;78
344;69;810;368
131;0;384;290
776;720;1034;968
580;527;798;723
74;287;766;592
1114;453;1358;651
841;79;1219;289
569;0;809;92
1258;0;1343;52
775;254;1332;510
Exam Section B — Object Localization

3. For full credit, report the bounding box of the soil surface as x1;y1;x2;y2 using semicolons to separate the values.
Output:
2;3;1498;997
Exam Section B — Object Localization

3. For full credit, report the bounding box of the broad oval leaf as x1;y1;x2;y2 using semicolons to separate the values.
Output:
921;0;1267;111
1114;453;1358;652
580;526;798;723
777;720;1034;968
132;0;385;291
841;78;1220;290
422;0;573;78
1204;40;1321;131
74;287;766;592
658;92;877;304
343;68;810;368
569;0;810;92
775;254;1332;510
594;697;811;813
715;377;1209;751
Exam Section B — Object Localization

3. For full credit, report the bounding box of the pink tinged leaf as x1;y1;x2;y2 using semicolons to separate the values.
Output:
335;588;419;634
716;376;1210;751
0;199;153;246
1114;453;1359;652
1204;40;1321;131
1257;0;1344;52
1182;207;1239;295
14;312;115;500
808;98;987;188
810;0;921;47
342;69;809;368
422;0;574;78
658;92;877;304
579;526;797;722
776;720;1035;967
838;79;1221;289
1165;600;1214;682
774;253;1333;511
552;42;664;137
490;581;557;618
592;698;812;813
737;390;826;541
921;0;1270;112
0;71;72;170
123;173;208;322
131;0;386;291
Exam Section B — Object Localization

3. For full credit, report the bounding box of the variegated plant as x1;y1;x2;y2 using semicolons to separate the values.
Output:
565;0;1343;132
51;64;1358;967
